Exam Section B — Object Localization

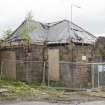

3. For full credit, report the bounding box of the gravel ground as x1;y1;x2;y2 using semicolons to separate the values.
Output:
80;101;105;105
0;101;105;105
0;92;105;105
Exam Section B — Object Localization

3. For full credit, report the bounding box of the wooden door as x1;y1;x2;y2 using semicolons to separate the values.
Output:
48;49;59;81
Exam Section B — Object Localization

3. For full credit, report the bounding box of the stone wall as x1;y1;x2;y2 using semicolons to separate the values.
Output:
0;42;93;87
72;64;91;88
15;45;44;82
48;43;93;87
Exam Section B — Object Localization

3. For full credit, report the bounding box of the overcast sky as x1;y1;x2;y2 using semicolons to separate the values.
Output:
0;0;105;37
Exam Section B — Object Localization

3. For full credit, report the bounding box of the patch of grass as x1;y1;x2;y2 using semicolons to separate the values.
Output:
49;81;64;87
0;80;31;96
0;80;64;100
101;86;105;92
80;82;92;88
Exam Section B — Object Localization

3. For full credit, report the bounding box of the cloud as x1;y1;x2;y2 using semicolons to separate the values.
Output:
0;0;105;37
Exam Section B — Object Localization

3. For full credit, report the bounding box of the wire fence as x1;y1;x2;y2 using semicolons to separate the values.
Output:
0;60;105;89
0;60;43;82
60;61;105;89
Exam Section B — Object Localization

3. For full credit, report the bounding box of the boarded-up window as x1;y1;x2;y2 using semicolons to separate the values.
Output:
48;49;59;81
0;51;16;80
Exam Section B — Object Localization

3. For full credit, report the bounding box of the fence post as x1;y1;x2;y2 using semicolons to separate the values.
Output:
47;61;50;87
97;64;100;88
92;64;95;88
0;61;3;80
42;61;46;85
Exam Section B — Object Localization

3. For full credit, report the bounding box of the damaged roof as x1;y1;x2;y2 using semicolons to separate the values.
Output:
7;19;96;45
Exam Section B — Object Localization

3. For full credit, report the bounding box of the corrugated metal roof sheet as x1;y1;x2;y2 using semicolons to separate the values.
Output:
8;19;96;45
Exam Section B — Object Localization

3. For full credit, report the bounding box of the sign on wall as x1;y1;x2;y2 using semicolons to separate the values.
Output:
98;65;105;72
82;55;86;61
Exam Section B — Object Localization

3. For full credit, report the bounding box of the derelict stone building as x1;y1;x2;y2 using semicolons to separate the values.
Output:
0;19;96;88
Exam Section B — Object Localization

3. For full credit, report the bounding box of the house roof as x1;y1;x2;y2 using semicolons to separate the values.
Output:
7;19;96;45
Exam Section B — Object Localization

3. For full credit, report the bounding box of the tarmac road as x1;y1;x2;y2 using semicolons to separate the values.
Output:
0;101;77;105
0;102;70;105
0;101;105;105
1;101;105;105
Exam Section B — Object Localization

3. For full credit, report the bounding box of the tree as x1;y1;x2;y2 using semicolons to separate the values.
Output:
25;11;33;21
3;29;12;40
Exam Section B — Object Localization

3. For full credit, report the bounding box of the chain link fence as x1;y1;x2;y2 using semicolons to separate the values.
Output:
59;61;105;89
91;63;105;88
